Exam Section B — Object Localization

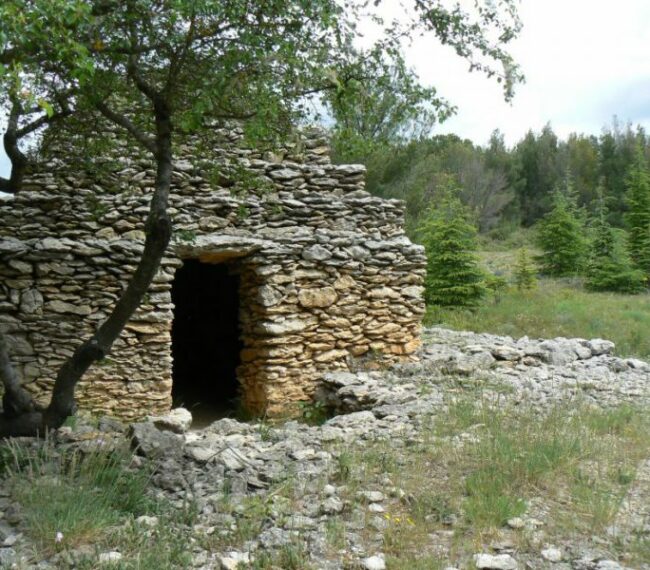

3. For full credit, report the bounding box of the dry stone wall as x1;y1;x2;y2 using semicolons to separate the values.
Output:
0;126;425;419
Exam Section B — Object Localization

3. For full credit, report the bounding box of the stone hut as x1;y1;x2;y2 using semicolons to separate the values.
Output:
0;126;426;420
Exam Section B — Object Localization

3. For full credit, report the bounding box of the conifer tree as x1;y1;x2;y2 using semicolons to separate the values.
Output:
624;147;650;277
420;188;486;308
514;247;537;290
587;196;646;293
536;185;588;276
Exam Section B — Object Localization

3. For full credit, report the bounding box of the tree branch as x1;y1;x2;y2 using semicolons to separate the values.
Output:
95;101;157;153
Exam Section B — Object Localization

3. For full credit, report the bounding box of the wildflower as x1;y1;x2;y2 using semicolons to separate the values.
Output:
55;531;64;543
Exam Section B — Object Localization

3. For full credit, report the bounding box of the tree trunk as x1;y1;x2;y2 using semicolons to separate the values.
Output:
0;102;27;194
0;103;173;437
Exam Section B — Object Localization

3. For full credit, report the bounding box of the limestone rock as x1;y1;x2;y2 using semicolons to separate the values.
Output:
98;551;123;564
149;408;193;434
541;547;563;562
362;555;386;570
130;422;183;459
474;553;518;570
298;286;338;308
302;244;332;261
20;289;43;314
588;338;615;356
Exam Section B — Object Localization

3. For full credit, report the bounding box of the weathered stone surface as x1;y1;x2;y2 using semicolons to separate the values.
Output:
474;554;518;570
130;422;183;459
20;289;43;314
302;244;332;261
298;287;338;308
0;125;425;420
47;300;92;316
149;408;193;434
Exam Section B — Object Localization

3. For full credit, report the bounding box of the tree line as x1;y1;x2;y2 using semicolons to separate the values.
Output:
333;119;650;237
358;124;650;308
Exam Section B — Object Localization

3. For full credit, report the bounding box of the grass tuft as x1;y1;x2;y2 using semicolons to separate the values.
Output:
4;439;156;554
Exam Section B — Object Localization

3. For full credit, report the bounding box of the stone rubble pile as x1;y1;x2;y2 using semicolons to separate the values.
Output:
320;327;649;414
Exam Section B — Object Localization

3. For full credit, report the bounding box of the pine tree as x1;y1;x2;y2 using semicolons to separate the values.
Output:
586;197;646;293
420;189;486;308
514;247;537;290
624;147;650;277
536;186;588;276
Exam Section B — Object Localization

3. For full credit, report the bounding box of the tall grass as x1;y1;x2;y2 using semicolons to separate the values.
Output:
426;280;650;359
459;404;586;527
4;439;156;554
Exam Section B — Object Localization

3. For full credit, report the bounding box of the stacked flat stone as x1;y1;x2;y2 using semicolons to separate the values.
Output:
0;125;425;419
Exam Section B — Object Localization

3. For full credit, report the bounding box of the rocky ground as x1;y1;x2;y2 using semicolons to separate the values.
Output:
1;327;649;569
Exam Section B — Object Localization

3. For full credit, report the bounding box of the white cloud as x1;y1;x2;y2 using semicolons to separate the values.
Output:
405;0;650;145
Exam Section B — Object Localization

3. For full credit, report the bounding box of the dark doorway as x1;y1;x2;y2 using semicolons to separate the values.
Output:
171;259;243;424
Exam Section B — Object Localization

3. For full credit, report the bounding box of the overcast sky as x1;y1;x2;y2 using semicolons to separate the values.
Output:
1;0;649;177
420;0;650;145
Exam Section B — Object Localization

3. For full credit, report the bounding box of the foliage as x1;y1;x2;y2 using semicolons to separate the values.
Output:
536;188;588;277
586;199;646;293
514;247;537;290
514;124;562;226
624;147;650;277
326;0;523;162
419;188;486;308
0;0;524;162
345;120;650;238
329;50;454;163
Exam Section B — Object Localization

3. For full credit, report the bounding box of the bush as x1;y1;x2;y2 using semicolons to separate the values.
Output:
419;189;486;308
514;247;537;290
536;189;588;276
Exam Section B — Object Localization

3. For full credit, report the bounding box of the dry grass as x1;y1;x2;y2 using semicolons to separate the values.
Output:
325;398;650;569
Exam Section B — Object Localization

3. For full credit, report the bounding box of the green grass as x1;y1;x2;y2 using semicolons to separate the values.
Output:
3;438;202;568
426;279;650;359
3;399;649;569
5;440;157;554
460;404;585;528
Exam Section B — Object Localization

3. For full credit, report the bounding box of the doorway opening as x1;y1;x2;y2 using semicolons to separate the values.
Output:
171;259;243;425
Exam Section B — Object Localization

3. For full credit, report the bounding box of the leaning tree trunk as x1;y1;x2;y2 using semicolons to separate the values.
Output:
0;103;173;438
0;101;28;195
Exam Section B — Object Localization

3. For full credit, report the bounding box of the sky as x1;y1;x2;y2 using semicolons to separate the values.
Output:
1;0;649;177
416;0;650;145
